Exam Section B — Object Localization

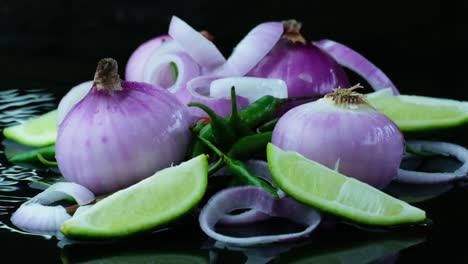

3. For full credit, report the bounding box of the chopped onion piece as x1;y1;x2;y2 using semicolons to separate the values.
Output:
396;141;468;183
10;182;95;234
210;77;288;103
199;186;321;246
169;16;225;70
215;22;283;76
314;39;400;95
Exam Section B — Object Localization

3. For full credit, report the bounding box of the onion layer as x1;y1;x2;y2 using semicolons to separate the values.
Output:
57;81;93;125
183;75;250;118
396;141;468;183
125;35;172;81
216;22;283;76
11;182;94;234
210;77;288;104
214;160;284;225
314;39;400;95
169;16;225;71
142;52;201;95
199;186;321;246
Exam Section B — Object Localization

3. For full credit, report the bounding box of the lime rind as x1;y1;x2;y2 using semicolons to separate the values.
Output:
61;155;208;238
3;110;57;147
368;95;468;132
267;143;426;226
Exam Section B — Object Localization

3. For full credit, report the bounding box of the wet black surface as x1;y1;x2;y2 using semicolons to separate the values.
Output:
0;0;467;263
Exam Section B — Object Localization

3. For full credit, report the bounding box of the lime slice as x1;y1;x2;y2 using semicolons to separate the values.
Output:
267;143;426;226
367;95;468;133
61;155;208;238
3;110;57;147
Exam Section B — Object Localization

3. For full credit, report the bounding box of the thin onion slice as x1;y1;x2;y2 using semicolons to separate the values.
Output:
10;182;95;234
396;141;468;183
199;186;321;246
210;77;288;103
184;75;249;117
313;39;400;95
215;22;283;76
125;35;172;81
214;160;284;225
168;16;225;70
57;80;93;125
143;52;201;94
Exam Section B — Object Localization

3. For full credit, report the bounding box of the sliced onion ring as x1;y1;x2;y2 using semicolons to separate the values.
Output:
11;182;95;234
215;22;283;76
214;160;285;225
210;77;288;103
184;75;249;117
314;39;400;95
396;141;468;183
169;16;225;70
143;52;201;94
199;186;321;246
125;35;172;81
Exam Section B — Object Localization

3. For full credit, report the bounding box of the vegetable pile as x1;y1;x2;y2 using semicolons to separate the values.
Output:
3;16;468;248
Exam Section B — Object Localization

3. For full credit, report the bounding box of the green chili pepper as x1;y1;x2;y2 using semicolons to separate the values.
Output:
9;145;57;167
198;136;278;197
191;124;215;158
190;94;318;158
37;152;58;166
228;87;254;137
169;62;178;81
188;102;237;150
239;95;320;126
227;131;272;160
256;118;279;133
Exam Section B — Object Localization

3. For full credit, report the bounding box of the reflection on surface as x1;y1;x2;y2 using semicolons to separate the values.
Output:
60;230;210;264
269;231;425;264
0;89;59;237
60;229;425;264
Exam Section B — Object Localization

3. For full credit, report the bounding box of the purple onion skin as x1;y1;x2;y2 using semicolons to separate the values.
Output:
56;81;191;195
272;99;404;189
247;40;350;99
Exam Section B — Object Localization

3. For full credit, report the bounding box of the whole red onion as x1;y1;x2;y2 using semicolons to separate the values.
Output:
56;58;192;194
272;85;404;189
247;20;350;100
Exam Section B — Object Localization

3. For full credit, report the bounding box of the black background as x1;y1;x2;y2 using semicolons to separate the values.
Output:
1;0;467;263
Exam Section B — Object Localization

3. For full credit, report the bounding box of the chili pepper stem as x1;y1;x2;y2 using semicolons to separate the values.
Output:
198;136;225;158
208;157;225;175
188;102;219;120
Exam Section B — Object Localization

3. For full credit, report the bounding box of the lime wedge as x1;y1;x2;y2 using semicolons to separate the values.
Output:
367;95;468;133
3;110;57;147
267;143;426;226
61;155;208;239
